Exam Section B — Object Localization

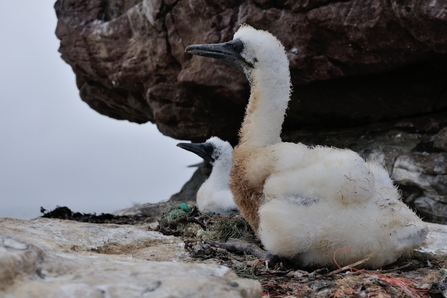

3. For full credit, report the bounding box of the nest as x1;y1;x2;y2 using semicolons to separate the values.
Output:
157;203;447;298
42;204;447;297
158;204;254;242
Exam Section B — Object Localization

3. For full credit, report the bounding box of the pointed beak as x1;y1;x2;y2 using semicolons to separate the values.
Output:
185;39;249;72
177;142;214;163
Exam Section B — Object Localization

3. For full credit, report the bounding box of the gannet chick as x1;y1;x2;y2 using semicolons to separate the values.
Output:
177;137;239;216
185;25;427;268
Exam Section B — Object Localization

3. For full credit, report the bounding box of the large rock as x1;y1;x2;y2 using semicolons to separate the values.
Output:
54;0;447;142
54;1;447;222
0;218;261;297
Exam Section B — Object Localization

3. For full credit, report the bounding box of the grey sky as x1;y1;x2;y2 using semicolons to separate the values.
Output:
0;1;200;219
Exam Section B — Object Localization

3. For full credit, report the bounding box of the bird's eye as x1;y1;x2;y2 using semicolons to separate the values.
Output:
232;39;244;53
204;143;214;154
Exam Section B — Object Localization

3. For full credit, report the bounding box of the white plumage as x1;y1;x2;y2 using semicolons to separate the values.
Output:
177;137;238;216
186;25;427;268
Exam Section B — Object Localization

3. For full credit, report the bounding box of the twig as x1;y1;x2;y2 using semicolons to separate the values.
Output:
325;257;370;277
204;238;280;266
379;262;413;273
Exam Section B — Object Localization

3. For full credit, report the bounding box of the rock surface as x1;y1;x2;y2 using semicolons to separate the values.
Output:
393;152;447;223
54;0;447;142
0;218;262;298
434;126;447;151
420;222;447;255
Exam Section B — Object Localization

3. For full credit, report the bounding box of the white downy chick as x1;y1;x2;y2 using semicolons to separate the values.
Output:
177;137;238;216
185;25;427;269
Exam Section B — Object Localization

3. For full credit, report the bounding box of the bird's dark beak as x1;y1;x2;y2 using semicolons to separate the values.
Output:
185;39;249;73
177;142;214;163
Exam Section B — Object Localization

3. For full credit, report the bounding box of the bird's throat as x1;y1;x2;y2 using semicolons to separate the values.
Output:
239;74;290;149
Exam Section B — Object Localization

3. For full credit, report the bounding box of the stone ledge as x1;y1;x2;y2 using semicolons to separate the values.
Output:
0;218;262;298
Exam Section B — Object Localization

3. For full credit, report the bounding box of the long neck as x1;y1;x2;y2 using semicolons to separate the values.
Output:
239;68;290;149
208;159;231;190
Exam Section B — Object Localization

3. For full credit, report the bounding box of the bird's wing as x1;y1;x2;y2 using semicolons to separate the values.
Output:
263;143;375;205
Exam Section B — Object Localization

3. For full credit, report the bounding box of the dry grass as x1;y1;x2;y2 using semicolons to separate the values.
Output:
159;204;254;241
